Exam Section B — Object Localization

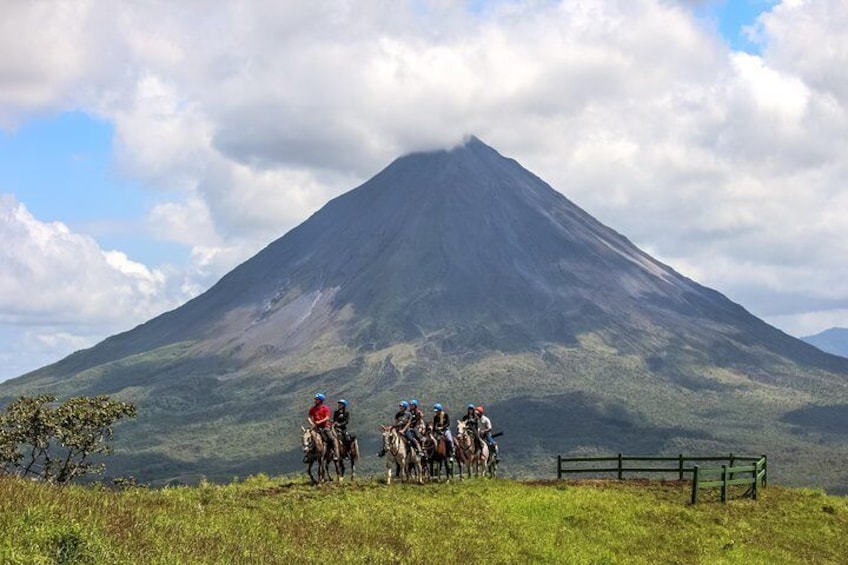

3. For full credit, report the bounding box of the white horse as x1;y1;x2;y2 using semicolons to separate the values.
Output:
456;420;490;478
380;426;423;484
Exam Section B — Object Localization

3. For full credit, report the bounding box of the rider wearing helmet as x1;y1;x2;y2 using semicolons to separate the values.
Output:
378;400;419;457
333;399;351;448
409;399;424;430
461;403;481;449
395;400;423;458
308;393;338;461
432;403;455;461
476;405;498;461
408;399;425;453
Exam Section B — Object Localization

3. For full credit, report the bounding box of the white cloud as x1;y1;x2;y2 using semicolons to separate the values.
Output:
2;0;848;378
0;195;189;380
0;195;178;323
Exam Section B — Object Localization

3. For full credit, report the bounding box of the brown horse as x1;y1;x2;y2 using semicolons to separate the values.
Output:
301;426;340;484
422;425;453;482
301;427;327;485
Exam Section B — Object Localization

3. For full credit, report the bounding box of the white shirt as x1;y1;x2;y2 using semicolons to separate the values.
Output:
478;414;492;433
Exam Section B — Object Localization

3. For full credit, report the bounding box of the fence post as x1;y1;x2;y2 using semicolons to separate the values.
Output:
729;452;735;481
691;466;700;504
557;455;562;480
678;453;684;480
761;454;768;488
720;465;728;503
617;453;623;480
752;459;759;501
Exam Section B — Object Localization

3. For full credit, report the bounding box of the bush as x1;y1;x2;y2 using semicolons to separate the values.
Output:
0;395;136;484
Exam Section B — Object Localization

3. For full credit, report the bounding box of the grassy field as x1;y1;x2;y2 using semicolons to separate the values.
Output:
1;474;847;564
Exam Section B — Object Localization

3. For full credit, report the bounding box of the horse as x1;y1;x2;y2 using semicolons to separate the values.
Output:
301;426;340;484
455;420;490;478
301;426;329;485
422;426;453;482
380;426;423;485
333;425;359;481
484;431;503;477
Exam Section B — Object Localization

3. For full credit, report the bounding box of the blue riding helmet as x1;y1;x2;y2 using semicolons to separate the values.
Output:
410;399;419;406
315;393;326;402
433;403;443;412
467;403;474;409
338;399;348;405
399;400;409;409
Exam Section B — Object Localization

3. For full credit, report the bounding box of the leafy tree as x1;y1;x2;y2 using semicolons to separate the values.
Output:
0;394;136;484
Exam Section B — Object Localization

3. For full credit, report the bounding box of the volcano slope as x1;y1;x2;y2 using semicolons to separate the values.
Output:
3;137;848;490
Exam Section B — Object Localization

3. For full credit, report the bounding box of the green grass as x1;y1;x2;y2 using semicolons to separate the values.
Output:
1;475;846;564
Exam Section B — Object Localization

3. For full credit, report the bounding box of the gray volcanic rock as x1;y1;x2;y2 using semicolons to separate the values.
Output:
3;137;848;489
58;136;845;371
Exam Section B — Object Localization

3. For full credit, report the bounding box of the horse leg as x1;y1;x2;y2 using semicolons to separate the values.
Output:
307;460;317;485
334;459;341;482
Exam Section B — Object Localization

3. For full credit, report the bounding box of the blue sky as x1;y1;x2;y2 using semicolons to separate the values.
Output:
0;112;187;265
2;0;847;382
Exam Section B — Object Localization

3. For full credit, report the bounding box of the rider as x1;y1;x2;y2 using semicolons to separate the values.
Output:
396;400;424;458
476;405;498;461
408;399;425;454
461;404;481;450
377;400;422;458
332;398;351;449
432;403;455;461
308;393;338;461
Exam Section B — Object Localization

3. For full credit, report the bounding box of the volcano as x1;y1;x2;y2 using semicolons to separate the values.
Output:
4;137;848;490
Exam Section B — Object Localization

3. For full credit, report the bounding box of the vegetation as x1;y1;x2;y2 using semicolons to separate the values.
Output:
2;339;848;492
0;474;846;564
0;395;136;484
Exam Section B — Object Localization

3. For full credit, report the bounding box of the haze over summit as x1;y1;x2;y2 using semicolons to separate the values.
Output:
2;1;848;382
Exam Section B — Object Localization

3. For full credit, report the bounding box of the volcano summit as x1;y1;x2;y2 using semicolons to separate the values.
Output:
3;137;848;489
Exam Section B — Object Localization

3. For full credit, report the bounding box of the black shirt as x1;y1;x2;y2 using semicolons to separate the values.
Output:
333;408;349;430
433;411;450;432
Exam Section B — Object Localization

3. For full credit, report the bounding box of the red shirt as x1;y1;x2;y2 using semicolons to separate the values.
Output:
309;404;331;428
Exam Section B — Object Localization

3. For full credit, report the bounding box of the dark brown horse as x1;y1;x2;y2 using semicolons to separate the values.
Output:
422;426;453;481
334;426;360;481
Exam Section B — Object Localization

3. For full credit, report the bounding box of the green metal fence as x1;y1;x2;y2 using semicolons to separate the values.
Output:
556;453;768;504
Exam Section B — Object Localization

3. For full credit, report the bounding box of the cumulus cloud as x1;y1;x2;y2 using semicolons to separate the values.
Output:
2;0;848;379
0;196;188;379
0;195;177;322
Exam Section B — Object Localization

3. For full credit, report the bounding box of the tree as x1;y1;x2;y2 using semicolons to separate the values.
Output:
0;395;136;484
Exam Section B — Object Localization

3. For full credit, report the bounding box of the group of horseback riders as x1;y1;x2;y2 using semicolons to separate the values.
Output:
306;393;499;464
380;399;499;463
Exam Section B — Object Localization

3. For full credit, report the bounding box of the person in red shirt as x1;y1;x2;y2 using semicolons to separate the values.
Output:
308;393;338;461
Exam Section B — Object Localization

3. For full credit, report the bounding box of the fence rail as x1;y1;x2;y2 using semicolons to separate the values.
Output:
690;457;768;504
556;453;768;503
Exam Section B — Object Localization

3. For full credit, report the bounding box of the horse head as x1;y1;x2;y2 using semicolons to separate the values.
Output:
301;427;313;453
456;420;467;436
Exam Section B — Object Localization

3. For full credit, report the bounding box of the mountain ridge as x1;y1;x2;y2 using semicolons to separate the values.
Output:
3;137;848;490
802;327;848;358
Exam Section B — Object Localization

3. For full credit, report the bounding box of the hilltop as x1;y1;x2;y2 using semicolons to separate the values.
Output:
1;475;847;564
